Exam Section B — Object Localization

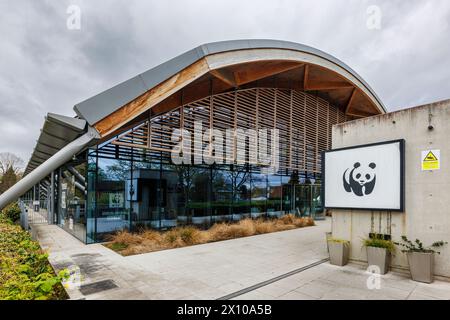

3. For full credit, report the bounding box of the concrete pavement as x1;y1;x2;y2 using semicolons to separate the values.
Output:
32;218;450;300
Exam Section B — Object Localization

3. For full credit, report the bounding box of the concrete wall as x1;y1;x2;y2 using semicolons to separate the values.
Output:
331;99;450;278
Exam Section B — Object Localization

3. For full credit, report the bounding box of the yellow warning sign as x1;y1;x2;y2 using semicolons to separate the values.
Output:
422;150;440;171
424;151;438;161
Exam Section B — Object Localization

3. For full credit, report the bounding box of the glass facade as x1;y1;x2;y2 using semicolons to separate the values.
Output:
25;141;326;244
29;149;323;244
79;147;324;242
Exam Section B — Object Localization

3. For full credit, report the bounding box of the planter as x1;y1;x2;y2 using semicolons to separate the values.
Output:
366;246;390;274
407;251;434;283
328;241;349;266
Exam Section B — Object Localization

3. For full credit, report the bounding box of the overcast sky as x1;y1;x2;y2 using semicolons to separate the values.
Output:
1;0;449;164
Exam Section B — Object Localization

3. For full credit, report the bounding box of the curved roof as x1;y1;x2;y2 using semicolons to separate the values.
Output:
23;39;386;177
74;39;386;137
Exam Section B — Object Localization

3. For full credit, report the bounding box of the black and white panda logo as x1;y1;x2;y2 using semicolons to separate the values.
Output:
343;162;376;197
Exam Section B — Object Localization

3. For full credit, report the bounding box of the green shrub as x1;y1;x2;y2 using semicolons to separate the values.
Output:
327;238;350;244
394;236;448;254
363;236;395;253
0;221;68;300
1;202;21;223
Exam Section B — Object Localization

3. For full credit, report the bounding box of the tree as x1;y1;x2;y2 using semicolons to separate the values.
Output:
0;152;24;175
0;166;18;194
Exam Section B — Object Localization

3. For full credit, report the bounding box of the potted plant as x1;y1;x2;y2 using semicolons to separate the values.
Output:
327;238;350;266
363;234;395;275
394;236;447;283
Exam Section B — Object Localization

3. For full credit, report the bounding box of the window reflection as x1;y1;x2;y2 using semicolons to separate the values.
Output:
93;158;130;240
188;167;210;226
229;165;251;221
251;172;267;219
212;168;233;223
59;155;87;242
267;175;282;217
83;151;324;242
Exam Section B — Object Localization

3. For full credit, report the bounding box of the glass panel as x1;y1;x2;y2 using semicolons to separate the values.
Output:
188;167;211;227
173;165;191;227
59;156;87;242
311;184;323;218
126;161;160;229
230;166;251;221
281;175;294;214
161;164;184;229
211;168;233;223
295;185;312;217
267;174;282;218
94;158;130;240
251;172;267;219
86;151;97;243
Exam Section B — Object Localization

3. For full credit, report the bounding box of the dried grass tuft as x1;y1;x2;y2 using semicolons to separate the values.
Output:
279;214;296;225
141;230;162;242
109;230;142;245
105;214;316;256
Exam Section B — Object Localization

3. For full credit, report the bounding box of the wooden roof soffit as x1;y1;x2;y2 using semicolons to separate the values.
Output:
345;88;357;114
93;53;382;138
209;69;237;88
210;62;304;88
94;58;209;138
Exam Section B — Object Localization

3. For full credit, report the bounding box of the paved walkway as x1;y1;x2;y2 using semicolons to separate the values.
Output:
33;219;450;300
233;262;450;300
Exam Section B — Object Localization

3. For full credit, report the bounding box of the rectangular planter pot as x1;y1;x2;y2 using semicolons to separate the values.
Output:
328;241;349;266
407;252;434;283
366;246;390;274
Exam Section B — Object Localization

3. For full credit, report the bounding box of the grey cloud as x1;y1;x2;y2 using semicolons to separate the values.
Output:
0;0;449;165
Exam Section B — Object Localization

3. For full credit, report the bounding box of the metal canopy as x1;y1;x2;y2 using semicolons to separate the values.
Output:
24;113;87;176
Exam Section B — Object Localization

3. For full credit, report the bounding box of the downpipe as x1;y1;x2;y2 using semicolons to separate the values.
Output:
0;126;100;210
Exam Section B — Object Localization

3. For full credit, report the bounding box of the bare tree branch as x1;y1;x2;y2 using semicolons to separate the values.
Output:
0;152;24;175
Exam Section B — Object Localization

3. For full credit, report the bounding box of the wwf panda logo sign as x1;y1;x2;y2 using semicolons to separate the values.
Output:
343;162;376;197
322;140;405;212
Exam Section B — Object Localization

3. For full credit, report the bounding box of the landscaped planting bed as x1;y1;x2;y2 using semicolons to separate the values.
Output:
105;214;315;256
0;204;68;300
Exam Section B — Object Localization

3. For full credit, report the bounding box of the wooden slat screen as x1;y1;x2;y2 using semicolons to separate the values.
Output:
109;88;346;173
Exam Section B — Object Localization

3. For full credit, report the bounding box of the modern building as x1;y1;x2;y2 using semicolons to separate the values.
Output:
0;39;385;243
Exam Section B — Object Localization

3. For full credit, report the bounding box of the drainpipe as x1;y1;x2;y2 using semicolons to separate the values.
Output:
0;126;100;210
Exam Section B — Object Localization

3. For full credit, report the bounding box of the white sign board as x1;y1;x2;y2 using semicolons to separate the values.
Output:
323;140;404;211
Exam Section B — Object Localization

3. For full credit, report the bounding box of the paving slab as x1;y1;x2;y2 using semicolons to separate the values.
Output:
31;219;450;300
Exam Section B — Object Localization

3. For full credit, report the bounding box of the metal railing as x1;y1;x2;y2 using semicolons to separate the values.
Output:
19;200;50;229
